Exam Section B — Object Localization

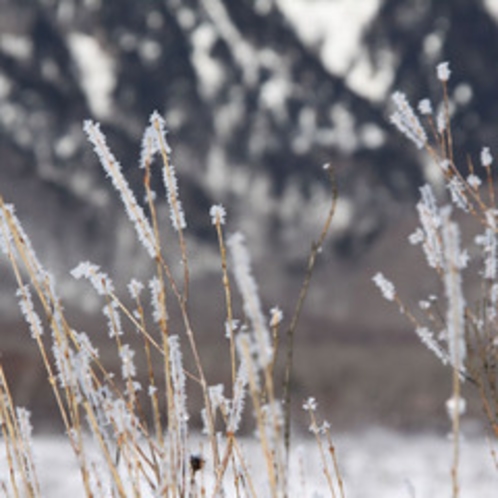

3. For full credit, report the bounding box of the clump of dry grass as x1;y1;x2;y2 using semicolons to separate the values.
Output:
375;62;498;497
0;111;341;496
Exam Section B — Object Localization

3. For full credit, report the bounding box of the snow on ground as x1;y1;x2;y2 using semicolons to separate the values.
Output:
3;428;497;497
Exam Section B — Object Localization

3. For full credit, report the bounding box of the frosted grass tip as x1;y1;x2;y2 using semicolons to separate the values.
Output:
210;204;226;225
418;99;433;115
372;272;396;301
481;146;493;167
303;397;317;411
269;306;283;327
437;62;451;82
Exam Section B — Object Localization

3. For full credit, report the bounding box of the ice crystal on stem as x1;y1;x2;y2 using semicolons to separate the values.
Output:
372;272;396;301
481;146;493;167
210;204;227;225
84;120;157;258
303;397;317;412
441;210;466;371
437;61;451;82
390;92;427;149
227;232;273;369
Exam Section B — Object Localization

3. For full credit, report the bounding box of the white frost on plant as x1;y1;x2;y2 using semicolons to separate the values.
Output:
446;177;469;212
467;174;482;189
415;327;449;366
481;146;493;167
84;120;157;258
303;397;317;412
441;210;466;372
436;108;447;133
227;359;248;434
149;276;165;324
416;185;444;270
120;344;136;379
437;61;451;82
103;301;123;339
476;211;498;280
372;272;396;301
16;285;44;339
127;278;144;300
418;98;433;115
390;92;428;149
71;261;115;296
269;306;283;327
227;232;273;369
169;335;188;435
210;204;227;225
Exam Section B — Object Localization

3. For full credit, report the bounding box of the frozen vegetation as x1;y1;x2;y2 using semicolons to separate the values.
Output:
2;63;498;496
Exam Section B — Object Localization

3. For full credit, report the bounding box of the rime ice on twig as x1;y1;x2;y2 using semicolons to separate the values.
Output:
437;61;451;82
476;210;498;280
210;204;227;225
227;232;273;369
103;301;124;339
71;261;115;295
412;185;445;270
447;177;469;212
127;278;144;300
84;120;157;258
418;99;433;115
302;397;317;412
143;112;187;232
227;356;248;433
466;174;482;189
120;344;136;379
16;285;44;339
415;327;449;366
372;272;396;301
441;210;466;372
149;276;165;324
169;335;187;418
390;92;428;149
0;203;55;296
481;146;493;167
162;163;186;231
139;112;171;170
269;306;283;327
436;109;447;133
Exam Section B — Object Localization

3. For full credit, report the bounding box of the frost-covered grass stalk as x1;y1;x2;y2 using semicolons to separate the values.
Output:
0;111;340;497
378;62;498;497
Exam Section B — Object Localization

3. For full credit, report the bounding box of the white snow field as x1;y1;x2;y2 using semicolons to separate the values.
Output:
3;428;497;497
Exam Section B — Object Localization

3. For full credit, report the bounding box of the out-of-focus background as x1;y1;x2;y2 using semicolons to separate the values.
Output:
1;0;498;432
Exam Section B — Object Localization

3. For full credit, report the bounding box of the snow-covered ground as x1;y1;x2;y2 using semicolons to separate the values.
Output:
4;428;497;497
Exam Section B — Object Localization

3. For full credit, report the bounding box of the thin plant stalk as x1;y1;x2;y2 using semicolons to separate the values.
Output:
283;166;338;461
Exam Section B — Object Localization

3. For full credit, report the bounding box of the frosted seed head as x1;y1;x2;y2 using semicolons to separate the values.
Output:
303;397;317;412
120;344;136;379
390;92;427;149
408;228;424;245
481;146;493;167
466;174;482;189
418;99;433;115
437;62;451;82
269;306;283;327
437;109;446;133
372;272;396;301
210;204;226;225
127;279;144;300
